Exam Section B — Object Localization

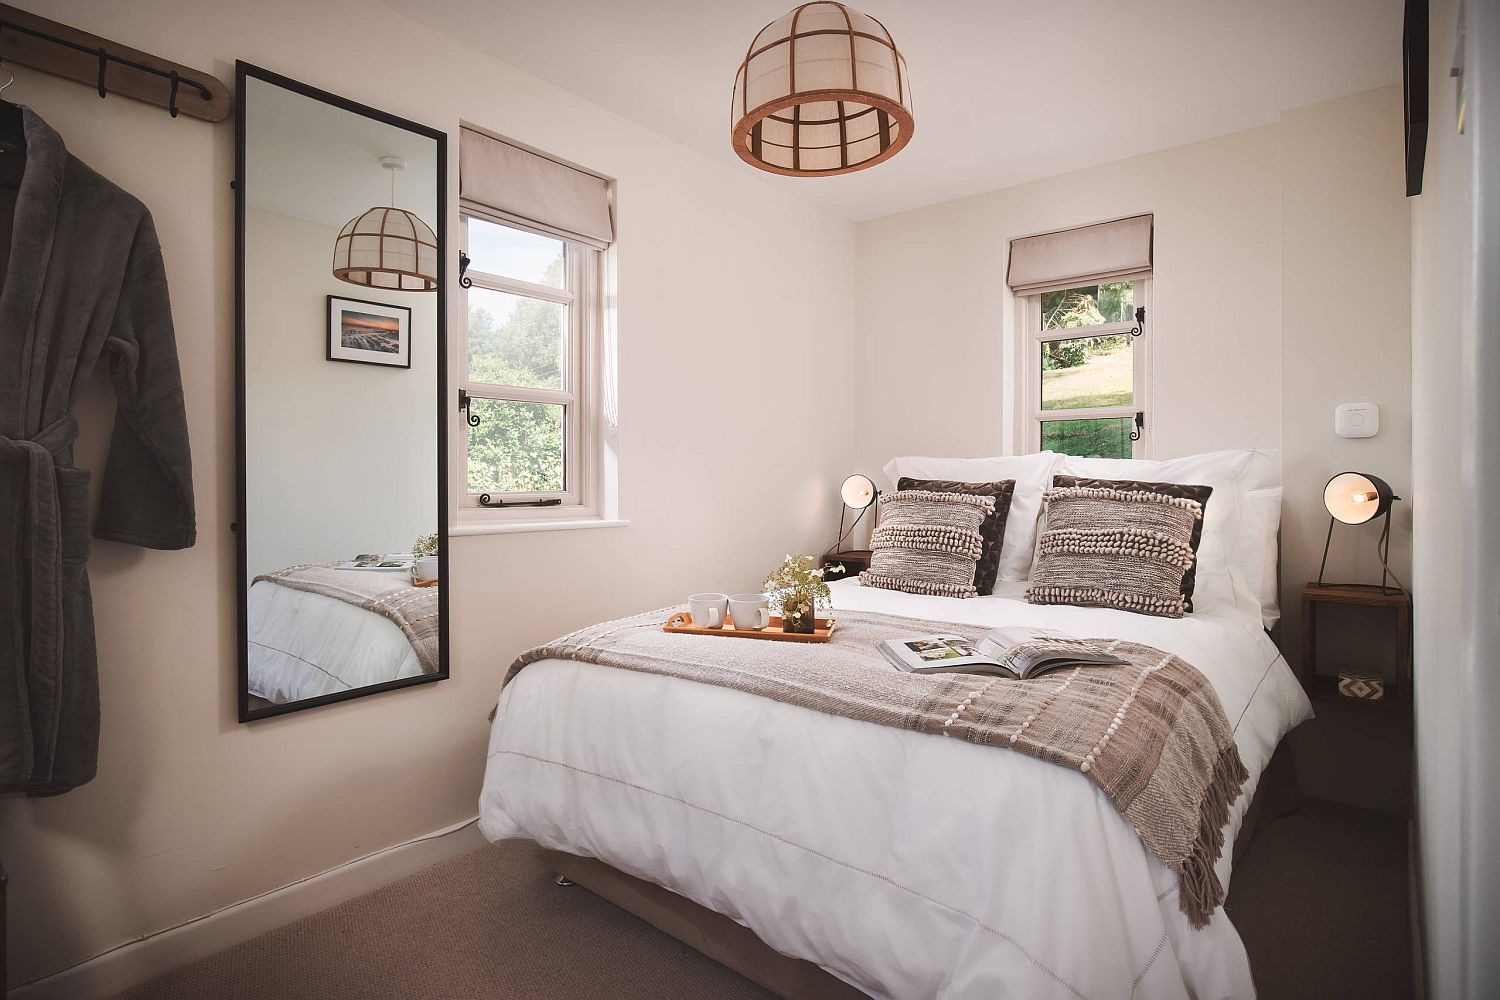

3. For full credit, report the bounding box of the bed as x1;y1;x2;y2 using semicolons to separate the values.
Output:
247;565;437;705
480;448;1308;998
480;577;1310;1000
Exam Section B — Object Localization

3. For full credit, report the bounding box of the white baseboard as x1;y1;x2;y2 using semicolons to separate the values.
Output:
9;816;486;1000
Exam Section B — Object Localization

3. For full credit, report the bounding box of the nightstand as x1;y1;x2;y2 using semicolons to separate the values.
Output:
821;550;870;581
1299;583;1411;702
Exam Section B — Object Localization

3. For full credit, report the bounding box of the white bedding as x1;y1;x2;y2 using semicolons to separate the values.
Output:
247;579;425;704
479;579;1311;999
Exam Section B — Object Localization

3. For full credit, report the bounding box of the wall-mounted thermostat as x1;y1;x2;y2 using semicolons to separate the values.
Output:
1335;402;1380;439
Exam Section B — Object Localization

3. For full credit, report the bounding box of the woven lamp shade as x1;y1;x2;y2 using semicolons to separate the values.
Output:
332;206;439;292
731;1;913;176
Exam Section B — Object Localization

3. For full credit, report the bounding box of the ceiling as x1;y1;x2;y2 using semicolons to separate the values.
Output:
244;75;438;230
384;0;1405;222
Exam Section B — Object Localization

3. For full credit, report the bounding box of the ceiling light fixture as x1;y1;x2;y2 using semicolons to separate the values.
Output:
731;1;913;177
332;155;438;292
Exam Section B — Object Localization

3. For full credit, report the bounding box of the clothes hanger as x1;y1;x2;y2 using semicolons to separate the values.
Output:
0;58;24;154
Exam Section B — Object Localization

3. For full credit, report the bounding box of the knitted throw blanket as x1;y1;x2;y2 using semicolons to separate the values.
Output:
254;563;440;674
503;608;1248;928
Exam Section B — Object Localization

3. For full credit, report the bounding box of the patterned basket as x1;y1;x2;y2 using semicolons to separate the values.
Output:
1337;669;1386;701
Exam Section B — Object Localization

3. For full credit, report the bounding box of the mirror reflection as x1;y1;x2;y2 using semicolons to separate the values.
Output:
238;69;446;719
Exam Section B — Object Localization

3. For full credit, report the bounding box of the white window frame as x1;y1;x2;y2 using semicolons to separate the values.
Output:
457;211;606;523
1020;278;1152;458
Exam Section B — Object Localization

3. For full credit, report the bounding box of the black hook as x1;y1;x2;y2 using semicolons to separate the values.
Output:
458;388;480;427
458;250;473;289
167;70;179;118
96;46;107;98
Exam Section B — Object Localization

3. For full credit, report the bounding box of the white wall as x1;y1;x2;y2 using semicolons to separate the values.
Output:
1278;88;1413;663
244;209;438;579
1410;0;1500;996
0;0;856;989
853;87;1412;667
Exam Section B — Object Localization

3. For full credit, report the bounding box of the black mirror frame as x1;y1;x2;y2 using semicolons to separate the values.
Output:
234;61;450;722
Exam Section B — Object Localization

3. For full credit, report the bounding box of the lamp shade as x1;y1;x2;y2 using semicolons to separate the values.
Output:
731;2;913;176
332;206;438;291
840;473;877;509
1323;471;1395;524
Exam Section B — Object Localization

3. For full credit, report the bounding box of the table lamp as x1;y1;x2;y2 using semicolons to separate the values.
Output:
832;473;878;554
1316;471;1401;593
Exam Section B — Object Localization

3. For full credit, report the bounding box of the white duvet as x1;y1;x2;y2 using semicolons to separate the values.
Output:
247;579;425;704
479;579;1311;1000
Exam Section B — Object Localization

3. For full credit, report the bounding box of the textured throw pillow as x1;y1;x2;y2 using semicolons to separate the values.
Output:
1027;486;1203;618
884;452;1062;582
860;490;995;598
1052;475;1213;611
896;477;1015;596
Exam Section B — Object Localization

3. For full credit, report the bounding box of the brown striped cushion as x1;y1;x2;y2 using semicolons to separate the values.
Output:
897;477;1015;595
1052;475;1213;611
1027;486;1202;618
860;490;995;598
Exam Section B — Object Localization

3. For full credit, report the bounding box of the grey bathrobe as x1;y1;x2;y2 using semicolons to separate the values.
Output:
0;107;195;797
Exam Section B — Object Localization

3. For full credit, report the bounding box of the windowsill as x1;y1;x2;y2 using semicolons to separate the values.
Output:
449;517;629;537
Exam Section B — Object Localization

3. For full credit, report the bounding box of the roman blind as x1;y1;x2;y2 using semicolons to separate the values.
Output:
460;127;614;248
1006;214;1153;294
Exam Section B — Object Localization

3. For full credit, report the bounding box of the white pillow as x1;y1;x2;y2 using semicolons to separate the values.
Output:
1233;487;1283;630
1053;449;1280;608
882;452;1062;582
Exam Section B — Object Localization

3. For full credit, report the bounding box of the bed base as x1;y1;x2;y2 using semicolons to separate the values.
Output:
546;740;1302;1000
541;849;868;1000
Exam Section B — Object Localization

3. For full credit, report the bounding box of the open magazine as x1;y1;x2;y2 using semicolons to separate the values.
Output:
335;553;414;572
879;626;1126;679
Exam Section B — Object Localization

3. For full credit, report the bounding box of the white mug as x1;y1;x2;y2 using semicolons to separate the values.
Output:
729;593;771;631
689;592;729;629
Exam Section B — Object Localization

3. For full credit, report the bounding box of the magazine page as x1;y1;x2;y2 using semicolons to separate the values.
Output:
880;634;1004;673
976;627;1124;678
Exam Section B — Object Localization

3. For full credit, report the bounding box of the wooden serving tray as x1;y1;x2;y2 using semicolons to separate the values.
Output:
664;610;837;643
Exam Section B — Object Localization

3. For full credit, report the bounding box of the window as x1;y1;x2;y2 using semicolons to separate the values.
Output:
1022;279;1150;458
459;213;604;513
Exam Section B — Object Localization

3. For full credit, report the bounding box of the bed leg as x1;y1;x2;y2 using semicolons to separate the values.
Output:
554;873;575;887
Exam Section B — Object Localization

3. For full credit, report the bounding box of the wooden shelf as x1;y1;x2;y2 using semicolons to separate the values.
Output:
1299;582;1412;707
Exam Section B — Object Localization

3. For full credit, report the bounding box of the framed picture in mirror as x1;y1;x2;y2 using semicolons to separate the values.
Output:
327;295;412;368
234;62;449;722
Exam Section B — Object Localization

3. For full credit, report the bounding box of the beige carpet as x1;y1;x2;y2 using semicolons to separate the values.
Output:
120;801;1410;1000
118;839;776;1000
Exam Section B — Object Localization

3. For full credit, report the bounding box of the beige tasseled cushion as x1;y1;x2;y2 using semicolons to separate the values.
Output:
1027;486;1202;618
860;490;995;598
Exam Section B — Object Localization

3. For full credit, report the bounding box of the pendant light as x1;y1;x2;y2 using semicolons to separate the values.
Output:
332;155;438;292
730;1;914;176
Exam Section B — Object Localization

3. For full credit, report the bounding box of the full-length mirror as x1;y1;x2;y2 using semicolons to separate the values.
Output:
235;63;448;721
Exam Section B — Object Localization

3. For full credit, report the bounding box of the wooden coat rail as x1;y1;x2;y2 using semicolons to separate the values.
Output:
0;4;231;122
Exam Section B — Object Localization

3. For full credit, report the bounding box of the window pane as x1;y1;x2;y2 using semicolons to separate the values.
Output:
467;287;564;389
467;398;565;493
1041;417;1134;459
1040;282;1134;330
465;217;565;287
1041;333;1133;410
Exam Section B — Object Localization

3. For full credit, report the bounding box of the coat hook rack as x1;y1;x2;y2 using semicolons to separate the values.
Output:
0;4;231;122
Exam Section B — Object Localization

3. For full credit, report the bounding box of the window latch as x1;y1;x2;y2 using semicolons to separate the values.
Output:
1130;306;1146;338
477;495;563;509
459;388;480;427
458;250;474;289
1130;410;1145;441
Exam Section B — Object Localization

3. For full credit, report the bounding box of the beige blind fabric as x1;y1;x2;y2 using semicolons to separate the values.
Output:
1006;214;1153;293
460;128;614;247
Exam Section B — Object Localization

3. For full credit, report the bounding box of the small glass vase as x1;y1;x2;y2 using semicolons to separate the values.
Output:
781;600;817;635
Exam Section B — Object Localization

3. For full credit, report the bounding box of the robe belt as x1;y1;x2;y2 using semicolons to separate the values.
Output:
0;415;81;779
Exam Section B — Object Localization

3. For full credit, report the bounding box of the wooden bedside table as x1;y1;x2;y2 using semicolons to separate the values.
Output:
1299;583;1411;702
821;550;870;581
